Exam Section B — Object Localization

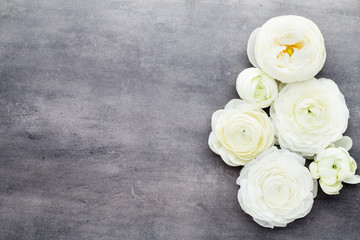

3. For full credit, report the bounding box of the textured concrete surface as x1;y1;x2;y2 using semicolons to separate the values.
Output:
1;0;360;239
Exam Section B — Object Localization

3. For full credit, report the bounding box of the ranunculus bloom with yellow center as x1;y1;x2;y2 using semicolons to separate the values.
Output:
247;15;326;83
208;99;274;166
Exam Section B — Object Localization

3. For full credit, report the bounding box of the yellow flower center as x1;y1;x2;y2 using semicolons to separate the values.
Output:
278;41;305;58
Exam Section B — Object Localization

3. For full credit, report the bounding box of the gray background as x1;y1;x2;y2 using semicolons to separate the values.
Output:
1;0;359;239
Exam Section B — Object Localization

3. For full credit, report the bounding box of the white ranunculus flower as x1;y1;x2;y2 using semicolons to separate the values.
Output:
236;68;278;108
247;15;326;83
208;99;274;166
309;147;360;195
270;78;349;157
237;147;316;228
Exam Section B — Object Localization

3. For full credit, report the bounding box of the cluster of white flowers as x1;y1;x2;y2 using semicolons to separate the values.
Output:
208;15;360;228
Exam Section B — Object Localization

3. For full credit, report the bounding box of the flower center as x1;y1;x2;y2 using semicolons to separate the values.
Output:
253;79;267;101
220;114;261;152
294;98;325;129
262;175;291;206
278;41;305;58
331;160;342;172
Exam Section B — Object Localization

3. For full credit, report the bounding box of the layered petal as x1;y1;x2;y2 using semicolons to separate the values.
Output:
209;99;275;166
236;68;278;108
270;78;349;157
310;147;360;195
248;15;326;83
237;147;315;228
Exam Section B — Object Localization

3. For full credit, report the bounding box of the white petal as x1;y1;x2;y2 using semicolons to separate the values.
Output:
312;179;318;198
211;109;225;130
253;217;275;229
333;136;353;151
224;99;253;110
319;180;342;195
247;28;260;68
343;175;360;184
208;131;220;154
309;162;319;179
218;148;242;167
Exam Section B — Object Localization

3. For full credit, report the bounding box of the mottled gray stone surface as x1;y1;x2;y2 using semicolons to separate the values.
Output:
1;0;360;239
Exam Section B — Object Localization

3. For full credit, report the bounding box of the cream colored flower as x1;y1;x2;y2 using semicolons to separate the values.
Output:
247;15;326;83
309;147;360;195
237;147;316;228
208;99;274;166
270;78;349;157
236;68;278;108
